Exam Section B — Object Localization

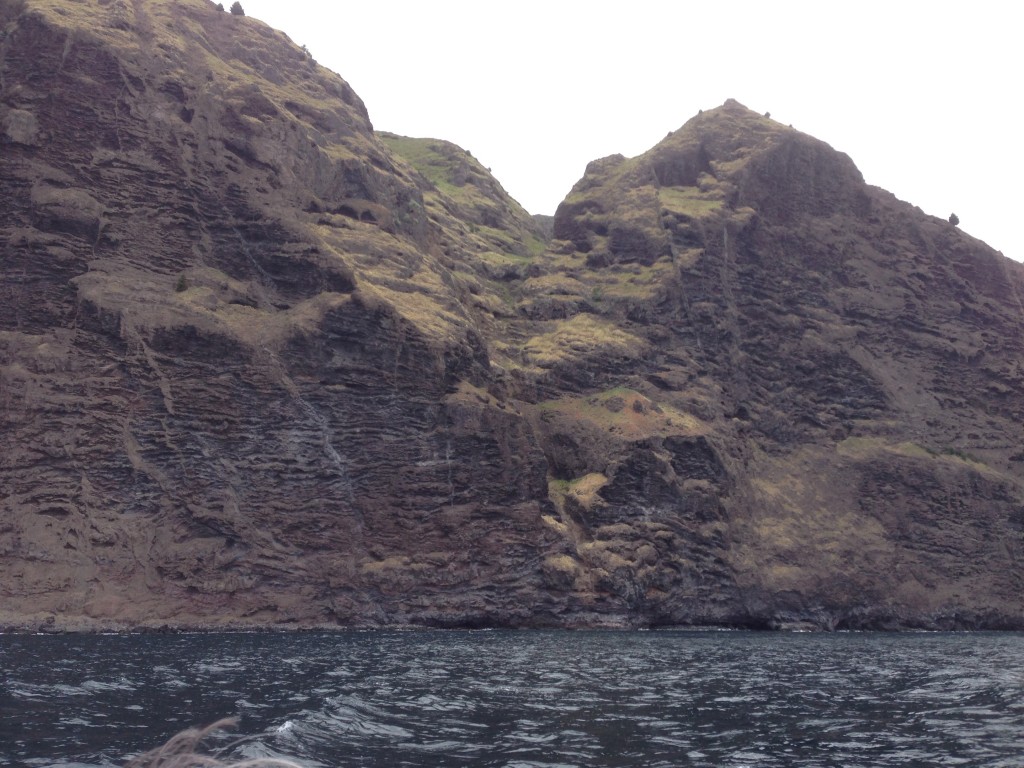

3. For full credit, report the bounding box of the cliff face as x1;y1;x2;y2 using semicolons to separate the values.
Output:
0;0;557;629
2;1;1022;631
534;102;1024;628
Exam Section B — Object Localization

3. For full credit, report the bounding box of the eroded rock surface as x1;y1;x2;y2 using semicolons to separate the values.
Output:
1;3;1022;631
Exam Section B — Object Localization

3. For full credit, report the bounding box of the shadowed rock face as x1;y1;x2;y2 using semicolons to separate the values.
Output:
2;4;1023;631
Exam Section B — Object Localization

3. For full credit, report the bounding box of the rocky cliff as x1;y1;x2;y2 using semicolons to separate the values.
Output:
2;0;1022;631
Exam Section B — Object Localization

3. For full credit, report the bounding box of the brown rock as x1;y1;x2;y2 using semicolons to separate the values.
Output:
1;3;1022;632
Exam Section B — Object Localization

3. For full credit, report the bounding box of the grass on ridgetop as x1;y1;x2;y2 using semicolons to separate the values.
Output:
32;0;379;158
382;135;508;214
381;134;545;262
380;135;466;189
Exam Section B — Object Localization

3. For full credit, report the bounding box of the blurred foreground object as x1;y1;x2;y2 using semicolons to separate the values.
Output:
125;718;303;768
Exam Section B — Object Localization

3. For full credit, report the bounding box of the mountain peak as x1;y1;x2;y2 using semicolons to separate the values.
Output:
551;99;866;263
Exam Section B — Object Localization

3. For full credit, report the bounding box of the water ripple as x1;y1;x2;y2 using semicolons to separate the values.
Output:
2;631;1024;767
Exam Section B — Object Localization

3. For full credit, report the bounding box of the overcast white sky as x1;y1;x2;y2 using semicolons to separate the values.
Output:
240;0;1021;262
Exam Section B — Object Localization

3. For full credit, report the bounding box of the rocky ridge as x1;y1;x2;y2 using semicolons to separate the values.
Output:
1;0;1023;631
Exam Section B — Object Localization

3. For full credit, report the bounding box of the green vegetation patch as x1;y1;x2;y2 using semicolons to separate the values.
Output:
837;437;989;470
380;134;465;189
538;387;702;439
658;186;723;217
381;134;493;211
381;133;545;262
478;250;531;267
476;223;524;250
547;473;609;515
591;259;675;300
522;314;645;369
521;274;588;296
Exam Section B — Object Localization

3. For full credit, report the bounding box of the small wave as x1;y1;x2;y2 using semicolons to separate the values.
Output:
81;679;135;692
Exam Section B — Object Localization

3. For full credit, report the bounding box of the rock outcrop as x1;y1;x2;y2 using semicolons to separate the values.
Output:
1;1;1022;631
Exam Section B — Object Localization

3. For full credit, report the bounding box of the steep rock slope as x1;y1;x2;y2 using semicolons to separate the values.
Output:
0;0;560;628
1;0;1022;631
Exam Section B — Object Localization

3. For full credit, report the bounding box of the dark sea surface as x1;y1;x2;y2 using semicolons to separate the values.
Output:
2;630;1023;767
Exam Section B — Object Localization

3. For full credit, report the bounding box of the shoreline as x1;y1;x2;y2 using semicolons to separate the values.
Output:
4;612;1023;635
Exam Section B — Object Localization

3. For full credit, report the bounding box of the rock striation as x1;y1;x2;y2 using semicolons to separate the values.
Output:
1;0;1023;631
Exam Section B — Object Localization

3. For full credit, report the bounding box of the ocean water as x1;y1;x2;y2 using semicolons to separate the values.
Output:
2;630;1023;767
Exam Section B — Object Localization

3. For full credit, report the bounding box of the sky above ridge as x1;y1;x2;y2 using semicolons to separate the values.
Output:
239;0;1021;262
